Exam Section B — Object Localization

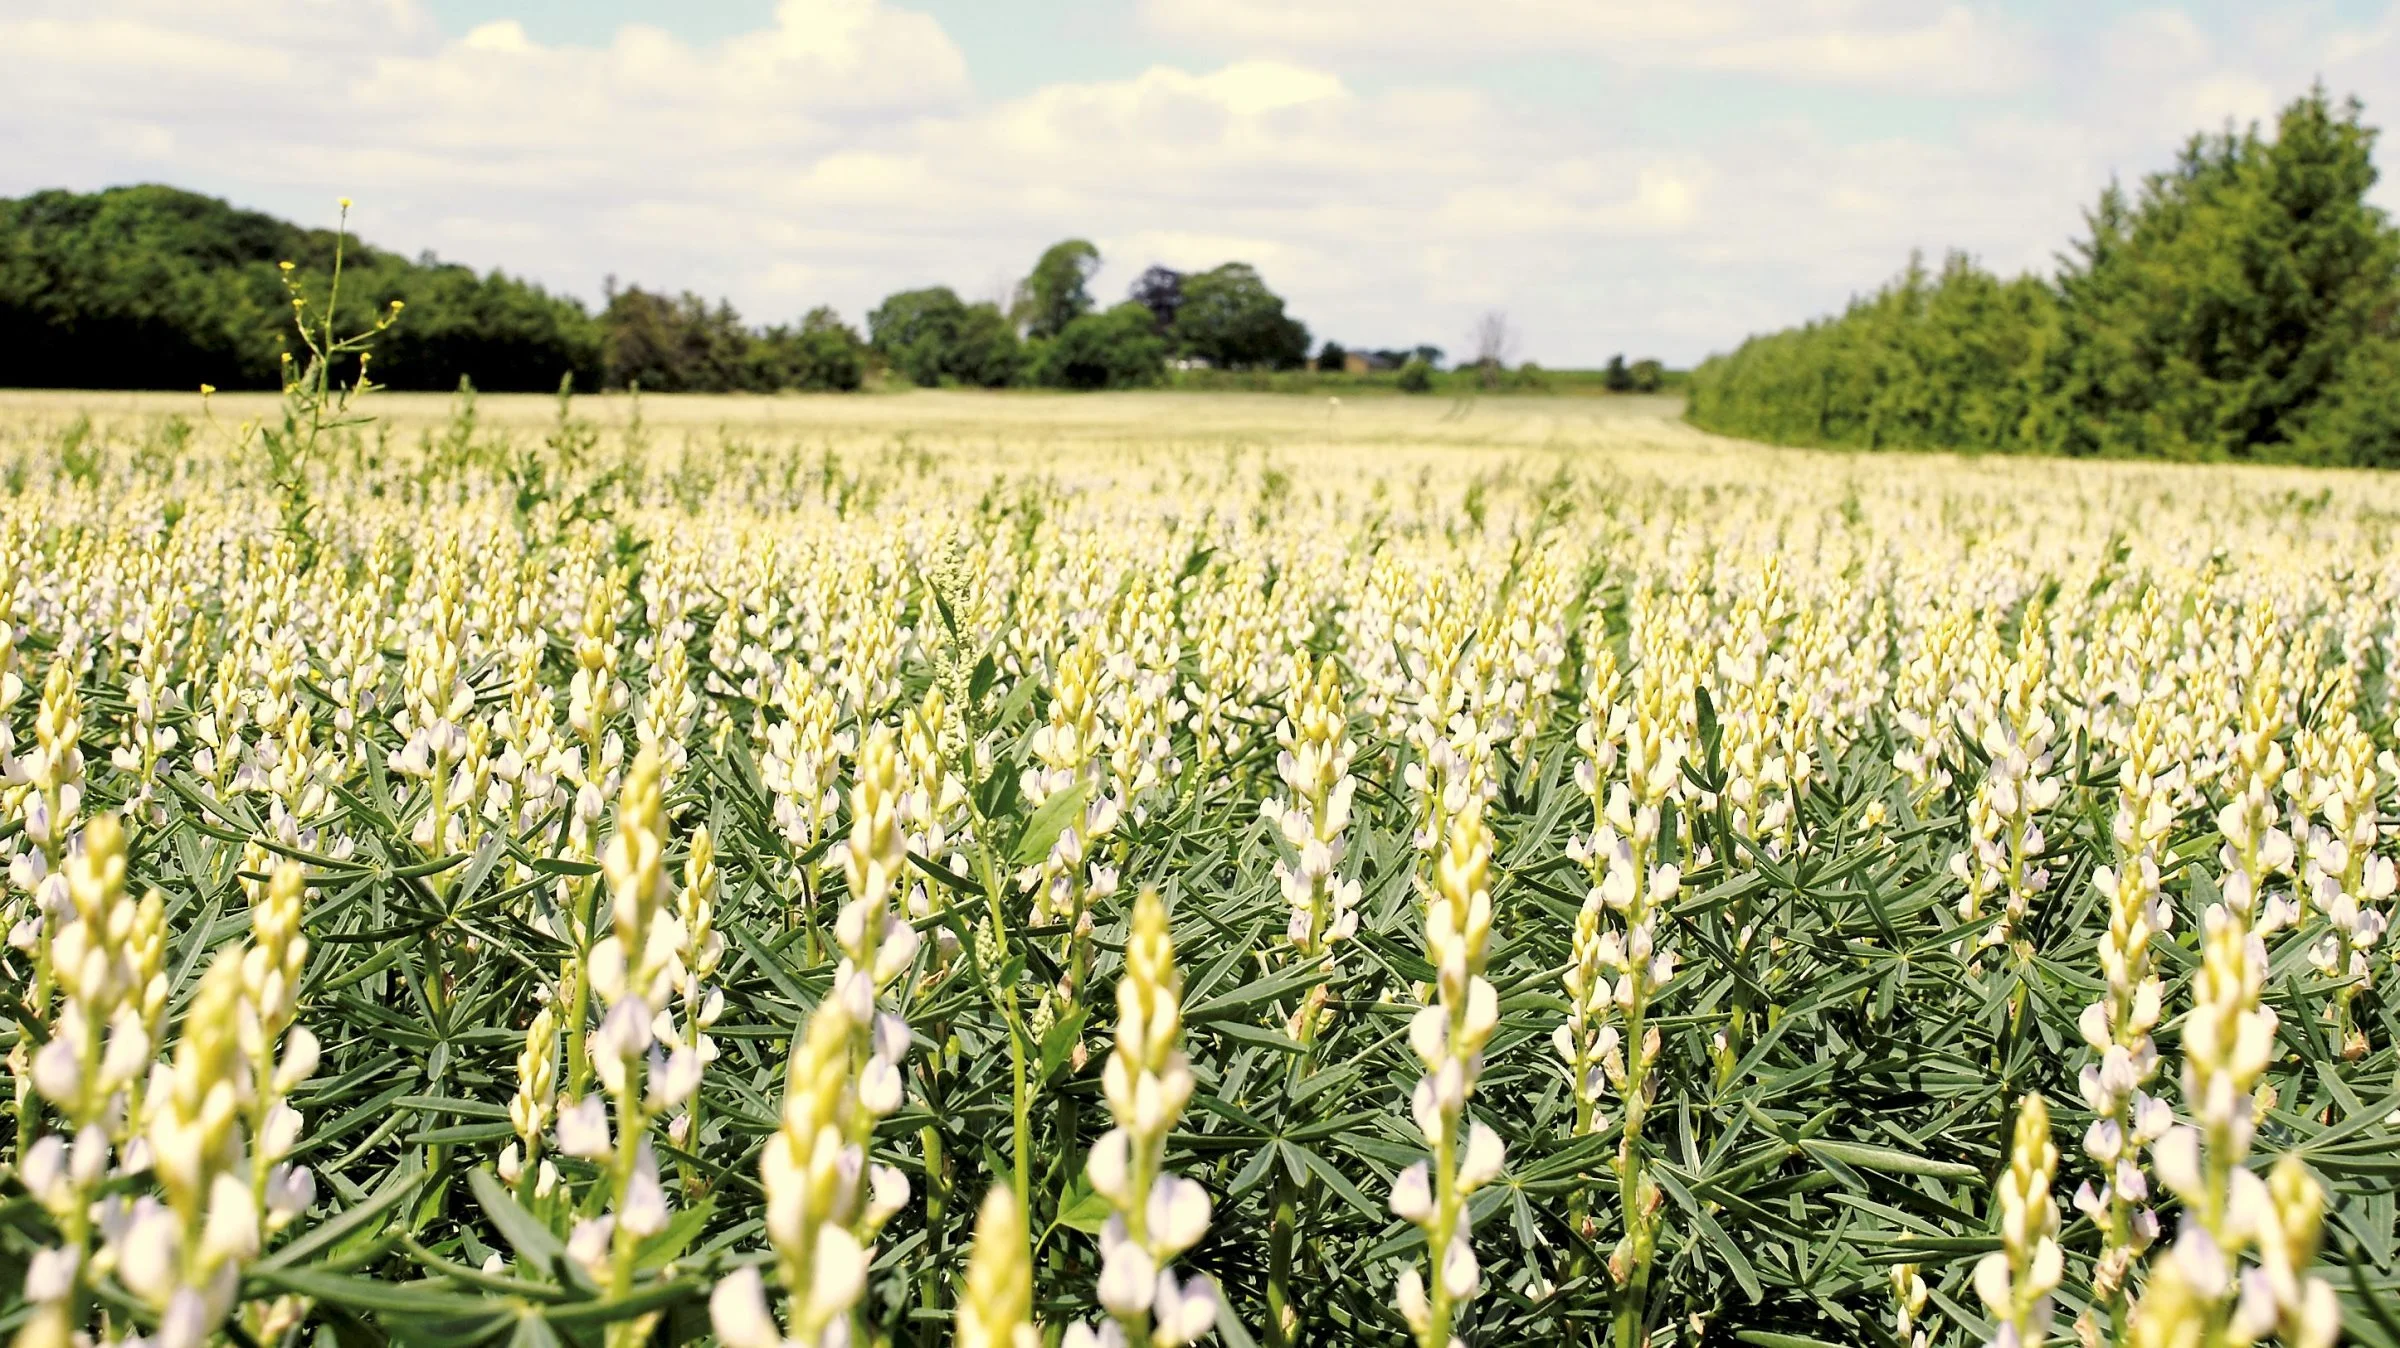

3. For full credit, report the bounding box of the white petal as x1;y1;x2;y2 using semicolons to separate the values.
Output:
1458;1122;1506;1191
710;1266;785;1348
1390;1161;1434;1225
1097;1240;1158;1317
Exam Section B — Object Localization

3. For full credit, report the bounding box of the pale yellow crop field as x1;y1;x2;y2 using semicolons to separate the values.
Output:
0;383;2394;1348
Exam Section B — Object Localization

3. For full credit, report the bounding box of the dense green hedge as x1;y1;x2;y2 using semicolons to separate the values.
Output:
0;185;604;392
0;185;878;394
1688;89;2400;466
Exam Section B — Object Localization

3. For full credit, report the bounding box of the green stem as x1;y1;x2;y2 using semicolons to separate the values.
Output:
918;1111;950;1320
604;1080;649;1348
564;876;598;1100
1265;1168;1300;1348
1010;1020;1032;1213
1613;837;1658;1348
1268;962;1329;1348
1424;1109;1461;1348
963;782;1033;1218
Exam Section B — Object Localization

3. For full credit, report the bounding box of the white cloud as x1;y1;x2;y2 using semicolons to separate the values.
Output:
1139;0;2039;94
1;0;2397;367
1691;6;2031;95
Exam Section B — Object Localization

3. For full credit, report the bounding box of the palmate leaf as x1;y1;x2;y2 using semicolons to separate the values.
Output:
465;1169;572;1282
1795;1139;1981;1182
1012;779;1093;867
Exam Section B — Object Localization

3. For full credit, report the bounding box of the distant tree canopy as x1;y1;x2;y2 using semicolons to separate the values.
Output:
867;286;1023;388
1034;302;1168;390
0;184;872;394
1017;239;1100;341
599;287;747;394
753;307;869;393
1602;355;1666;393
1172;263;1311;370
861;243;1311;389
0;184;601;391
2;188;1380;397
1688;88;2400;466
1129;265;1184;333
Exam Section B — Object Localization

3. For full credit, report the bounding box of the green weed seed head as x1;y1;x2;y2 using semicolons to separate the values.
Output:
682;824;721;975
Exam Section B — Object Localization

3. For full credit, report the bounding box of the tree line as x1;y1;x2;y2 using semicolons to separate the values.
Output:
863;244;1313;390
1686;88;2400;466
0;185;1347;394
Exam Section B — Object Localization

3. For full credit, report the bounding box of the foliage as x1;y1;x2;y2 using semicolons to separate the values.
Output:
869;287;1025;388
946;302;1028;389
0;184;600;392
2053;90;2400;462
1685;252;2064;453
1130;265;1186;333
1030;302;1167;389
1170;263;1312;370
751;307;870;393
0;185;888;397
1602;358;1666;395
1689;88;2400;465
1161;365;1680;396
600;286;754;394
1017;240;1101;342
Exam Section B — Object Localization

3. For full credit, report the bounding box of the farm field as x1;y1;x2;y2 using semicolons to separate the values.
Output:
1;385;2396;1348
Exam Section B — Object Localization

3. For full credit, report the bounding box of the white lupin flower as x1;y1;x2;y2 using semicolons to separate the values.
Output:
557;1094;612;1159
2130;899;2338;1346
1072;889;1216;1348
1974;1094;2061;1346
1267;657;1362;1043
705;731;923;1348
1395;801;1503;1348
959;1186;1041;1348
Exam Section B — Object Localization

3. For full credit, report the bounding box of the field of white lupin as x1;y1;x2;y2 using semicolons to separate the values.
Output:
0;379;2394;1348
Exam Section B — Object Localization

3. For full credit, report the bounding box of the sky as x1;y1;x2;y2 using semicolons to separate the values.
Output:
5;1;2400;367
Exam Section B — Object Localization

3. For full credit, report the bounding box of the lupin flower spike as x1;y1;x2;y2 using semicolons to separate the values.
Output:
959;1186;1040;1348
1069;888;1216;1348
1974;1093;2062;1348
1393;803;1503;1348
